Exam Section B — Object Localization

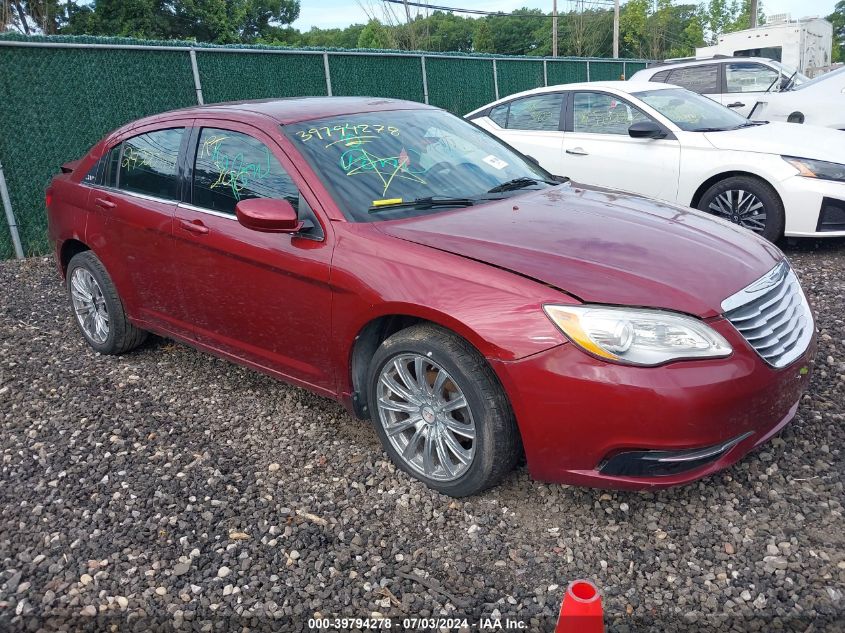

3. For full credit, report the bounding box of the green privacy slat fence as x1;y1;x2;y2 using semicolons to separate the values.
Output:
426;57;495;115
496;60;545;97
0;34;648;259
547;59;589;85
198;52;328;103
0;44;197;257
589;60;626;81
329;55;425;102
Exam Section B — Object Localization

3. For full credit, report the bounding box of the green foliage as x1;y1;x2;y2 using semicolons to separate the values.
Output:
830;1;845;63
357;19;392;49
473;20;494;53
60;0;300;43
620;0;705;60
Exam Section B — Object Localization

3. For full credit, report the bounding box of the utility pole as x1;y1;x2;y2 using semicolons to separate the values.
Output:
750;0;759;28
613;0;620;58
552;0;558;58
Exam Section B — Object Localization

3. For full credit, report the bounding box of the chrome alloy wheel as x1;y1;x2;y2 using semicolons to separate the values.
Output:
707;189;766;233
70;268;109;344
376;354;476;482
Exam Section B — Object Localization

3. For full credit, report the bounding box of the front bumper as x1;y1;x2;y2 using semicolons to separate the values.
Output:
780;175;845;237
492;318;816;490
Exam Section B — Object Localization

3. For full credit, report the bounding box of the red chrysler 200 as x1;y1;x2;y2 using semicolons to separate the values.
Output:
47;97;816;497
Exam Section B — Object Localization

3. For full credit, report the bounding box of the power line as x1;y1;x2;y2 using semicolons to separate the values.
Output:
381;0;616;17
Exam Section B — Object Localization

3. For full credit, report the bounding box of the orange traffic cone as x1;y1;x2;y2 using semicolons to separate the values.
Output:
554;579;604;633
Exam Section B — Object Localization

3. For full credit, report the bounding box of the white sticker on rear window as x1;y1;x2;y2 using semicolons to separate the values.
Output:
483;155;508;170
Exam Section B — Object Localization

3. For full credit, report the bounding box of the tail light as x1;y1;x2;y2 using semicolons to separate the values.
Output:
45;189;53;209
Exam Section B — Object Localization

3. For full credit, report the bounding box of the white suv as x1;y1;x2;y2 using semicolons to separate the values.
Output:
630;57;807;119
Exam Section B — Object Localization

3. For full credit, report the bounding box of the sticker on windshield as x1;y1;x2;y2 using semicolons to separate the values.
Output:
483;155;508;170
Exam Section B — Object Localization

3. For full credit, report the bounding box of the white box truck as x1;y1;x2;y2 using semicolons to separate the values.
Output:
696;15;833;76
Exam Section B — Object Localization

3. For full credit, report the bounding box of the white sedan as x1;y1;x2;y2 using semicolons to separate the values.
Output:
467;81;845;241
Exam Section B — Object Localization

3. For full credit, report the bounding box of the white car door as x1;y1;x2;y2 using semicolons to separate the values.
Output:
721;61;781;118
480;93;566;175
561;91;681;202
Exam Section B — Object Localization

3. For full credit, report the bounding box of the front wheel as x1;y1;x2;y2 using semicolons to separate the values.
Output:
696;176;784;242
367;324;520;497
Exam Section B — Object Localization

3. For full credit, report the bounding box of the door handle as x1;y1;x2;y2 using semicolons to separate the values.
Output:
566;147;589;156
727;102;745;108
179;219;209;235
94;197;115;209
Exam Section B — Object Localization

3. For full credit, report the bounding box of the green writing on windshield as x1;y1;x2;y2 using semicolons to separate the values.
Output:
340;147;426;196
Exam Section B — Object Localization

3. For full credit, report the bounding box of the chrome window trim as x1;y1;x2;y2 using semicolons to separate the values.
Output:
89;184;177;207
176;202;236;220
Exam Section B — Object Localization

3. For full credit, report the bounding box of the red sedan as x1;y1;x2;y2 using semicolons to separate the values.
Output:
46;97;816;496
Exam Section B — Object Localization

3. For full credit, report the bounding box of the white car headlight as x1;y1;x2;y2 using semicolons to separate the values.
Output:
543;305;732;366
783;156;845;182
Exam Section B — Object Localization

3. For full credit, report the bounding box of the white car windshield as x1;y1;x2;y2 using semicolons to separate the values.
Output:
769;61;809;89
633;88;754;132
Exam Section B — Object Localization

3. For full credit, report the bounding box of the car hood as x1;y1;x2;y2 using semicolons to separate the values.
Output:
376;184;783;318
703;122;845;162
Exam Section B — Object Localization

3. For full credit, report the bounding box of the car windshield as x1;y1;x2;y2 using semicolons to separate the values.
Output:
633;88;751;132
791;65;845;90
769;61;809;88
284;109;554;222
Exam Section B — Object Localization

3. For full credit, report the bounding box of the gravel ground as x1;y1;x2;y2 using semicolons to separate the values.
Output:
0;243;843;633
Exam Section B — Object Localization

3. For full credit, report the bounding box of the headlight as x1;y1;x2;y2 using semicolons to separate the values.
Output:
783;156;845;182
543;305;732;366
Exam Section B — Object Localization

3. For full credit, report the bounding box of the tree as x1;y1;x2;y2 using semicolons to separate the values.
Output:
472;19;494;53
62;0;300;43
830;1;845;63
357;18;391;49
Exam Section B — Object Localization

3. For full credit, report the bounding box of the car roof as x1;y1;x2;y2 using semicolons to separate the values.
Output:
635;57;777;74
467;81;672;114
123;96;437;130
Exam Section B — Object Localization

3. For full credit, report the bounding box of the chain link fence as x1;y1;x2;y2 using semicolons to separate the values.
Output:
0;34;649;259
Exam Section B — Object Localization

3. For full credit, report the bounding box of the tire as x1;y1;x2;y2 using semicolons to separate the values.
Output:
696;176;785;242
367;323;520;497
66;251;147;355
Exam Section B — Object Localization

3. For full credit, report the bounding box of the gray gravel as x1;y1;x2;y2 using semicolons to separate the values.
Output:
0;242;843;632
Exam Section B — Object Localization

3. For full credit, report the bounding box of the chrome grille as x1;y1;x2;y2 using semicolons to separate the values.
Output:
721;261;814;368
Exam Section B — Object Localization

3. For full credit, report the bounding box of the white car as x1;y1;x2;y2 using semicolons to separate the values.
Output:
747;66;845;129
630;58;845;129
467;81;845;240
629;57;809;119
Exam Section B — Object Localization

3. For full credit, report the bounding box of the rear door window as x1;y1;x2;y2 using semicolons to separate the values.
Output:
116;128;184;200
505;94;564;131
192;128;298;216
665;65;719;94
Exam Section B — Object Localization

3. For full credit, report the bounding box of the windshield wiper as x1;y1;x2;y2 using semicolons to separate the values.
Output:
368;196;477;213
487;177;544;193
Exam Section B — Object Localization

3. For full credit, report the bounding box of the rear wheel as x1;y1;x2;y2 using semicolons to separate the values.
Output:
367;324;520;497
696;176;784;242
66;251;147;355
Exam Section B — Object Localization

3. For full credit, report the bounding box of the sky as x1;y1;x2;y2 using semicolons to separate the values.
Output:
293;0;839;31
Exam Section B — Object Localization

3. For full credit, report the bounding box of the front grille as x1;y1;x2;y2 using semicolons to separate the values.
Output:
722;261;814;368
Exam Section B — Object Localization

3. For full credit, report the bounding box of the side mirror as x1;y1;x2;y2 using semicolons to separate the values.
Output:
628;120;666;139
525;154;541;166
235;198;303;233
